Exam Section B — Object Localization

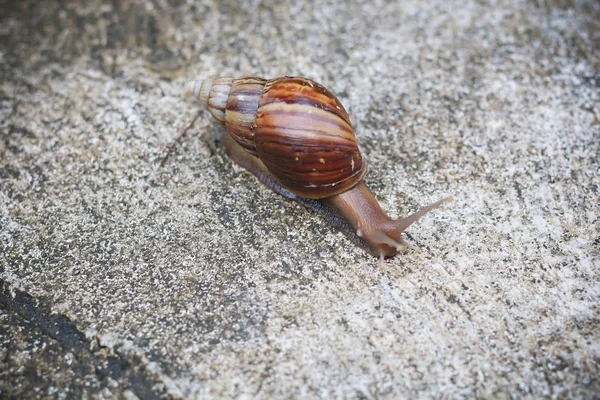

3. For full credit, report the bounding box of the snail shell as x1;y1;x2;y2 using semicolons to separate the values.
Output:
189;76;366;199
184;76;450;258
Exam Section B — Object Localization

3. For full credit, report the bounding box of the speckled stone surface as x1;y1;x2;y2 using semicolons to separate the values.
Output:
1;0;598;398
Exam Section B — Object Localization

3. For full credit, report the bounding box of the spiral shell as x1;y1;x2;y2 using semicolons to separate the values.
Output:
188;76;367;199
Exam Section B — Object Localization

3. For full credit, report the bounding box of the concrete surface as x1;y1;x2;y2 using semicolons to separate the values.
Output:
1;0;599;398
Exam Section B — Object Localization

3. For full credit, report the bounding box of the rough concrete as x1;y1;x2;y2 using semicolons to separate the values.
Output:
1;0;599;398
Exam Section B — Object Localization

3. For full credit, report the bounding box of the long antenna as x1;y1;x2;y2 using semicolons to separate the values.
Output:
159;109;204;167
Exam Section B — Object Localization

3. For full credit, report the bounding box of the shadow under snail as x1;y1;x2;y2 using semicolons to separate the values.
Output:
162;76;451;259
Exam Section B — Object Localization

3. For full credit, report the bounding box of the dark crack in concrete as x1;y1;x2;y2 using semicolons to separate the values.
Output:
0;281;169;399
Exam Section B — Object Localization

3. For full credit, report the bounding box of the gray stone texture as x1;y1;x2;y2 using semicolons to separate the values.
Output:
1;0;598;398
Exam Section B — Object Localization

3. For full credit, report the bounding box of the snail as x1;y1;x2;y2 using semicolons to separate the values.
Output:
163;76;451;258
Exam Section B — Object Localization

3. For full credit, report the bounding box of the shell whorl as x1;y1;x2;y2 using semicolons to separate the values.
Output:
186;77;233;125
186;79;211;109
253;77;366;198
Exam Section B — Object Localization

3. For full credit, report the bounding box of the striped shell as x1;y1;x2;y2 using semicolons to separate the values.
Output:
188;76;367;199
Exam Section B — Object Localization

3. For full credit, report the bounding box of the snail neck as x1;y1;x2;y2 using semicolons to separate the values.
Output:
322;183;451;258
321;182;402;257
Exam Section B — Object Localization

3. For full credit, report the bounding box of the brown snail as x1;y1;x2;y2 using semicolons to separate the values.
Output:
165;76;451;258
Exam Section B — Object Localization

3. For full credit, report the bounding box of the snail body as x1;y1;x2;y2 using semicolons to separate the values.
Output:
184;76;450;258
